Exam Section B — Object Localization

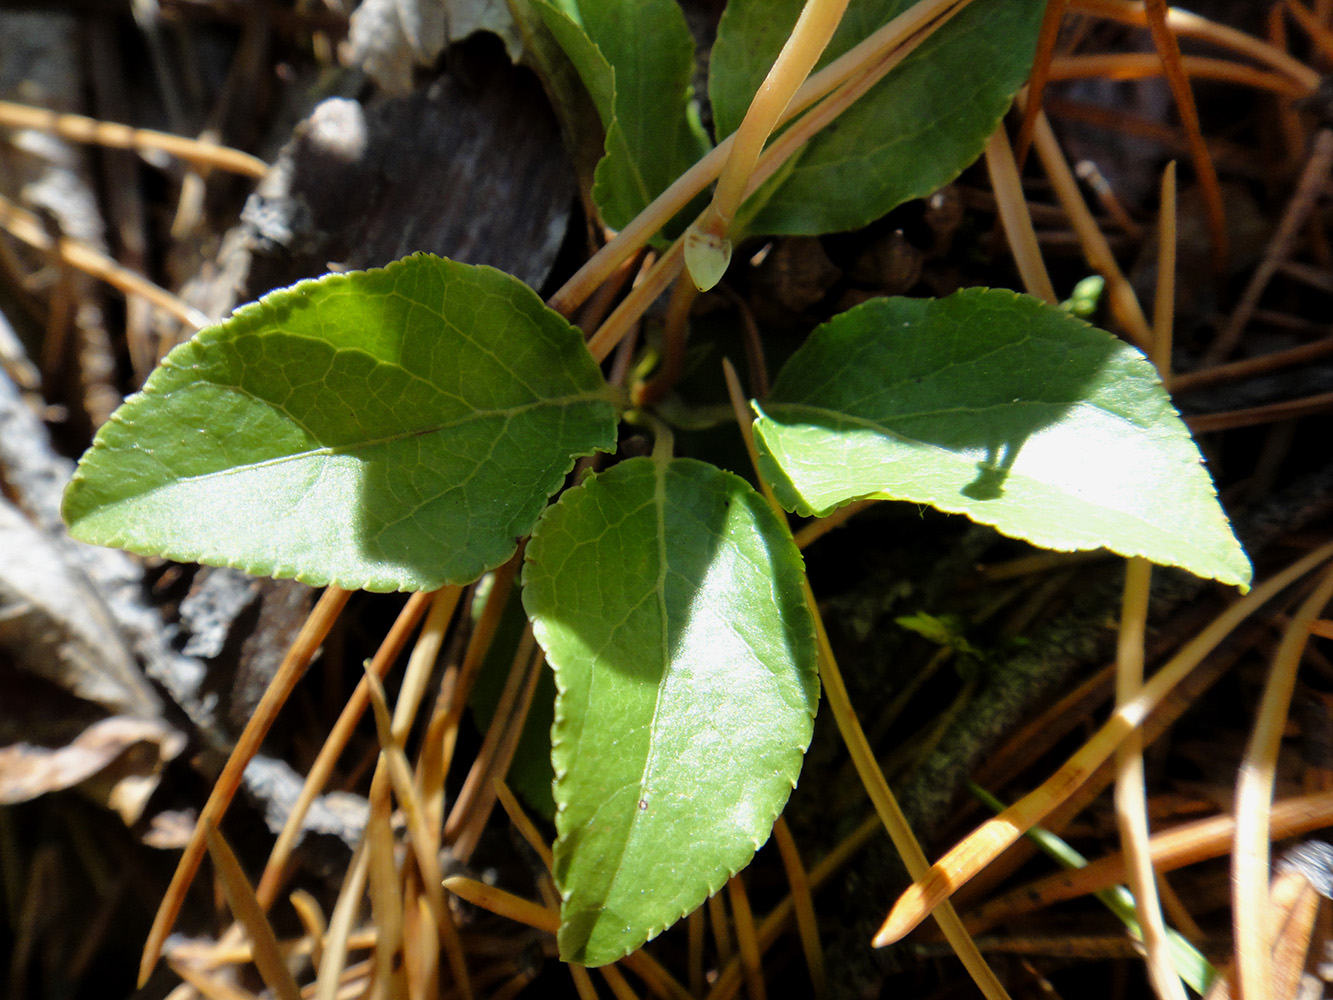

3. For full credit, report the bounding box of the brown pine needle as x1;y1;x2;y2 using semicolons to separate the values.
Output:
314;841;372;1000
875;540;1333;946
202;822;301;1000
1072;0;1320;89
1047;53;1307;96
1205;129;1333;364
289;889;328;971
442;877;560;935
169;960;260;1000
1013;0;1069;168
140;586;351;986
365;781;408;999
0;99;268;177
1185;390;1333;433
254;590;433;909
361;665;473;1000
1153;161;1178;375
446;637;544;861
705;814;881;1000
551;0;969;318
494;780;554;872
0;192;209;330
984;122;1057;304
600;963;646;1000
1114;558;1185;1000
1027;107;1153;349
1145;0;1227;271
709;890;736;968
963;788;1333;932
569;964;601;1000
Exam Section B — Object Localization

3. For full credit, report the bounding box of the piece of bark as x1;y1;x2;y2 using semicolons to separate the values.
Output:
185;41;573;330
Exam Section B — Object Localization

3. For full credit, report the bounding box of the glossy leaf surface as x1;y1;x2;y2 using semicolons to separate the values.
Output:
63;254;618;592
710;0;1043;235
753;289;1251;588
523;456;819;965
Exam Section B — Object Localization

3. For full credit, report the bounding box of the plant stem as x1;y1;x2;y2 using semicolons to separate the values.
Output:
720;358;1009;999
685;0;851;290
584;1;964;366
1114;557;1186;1000
550;0;969;317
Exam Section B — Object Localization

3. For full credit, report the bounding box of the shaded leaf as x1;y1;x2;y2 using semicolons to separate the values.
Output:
710;0;1043;235
522;456;819;965
532;0;709;233
63;254;619;593
753;289;1251;588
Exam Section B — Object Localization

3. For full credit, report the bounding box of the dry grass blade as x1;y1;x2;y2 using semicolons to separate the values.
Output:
1232;565;1333;1000
141;586;352;986
875;539;1333;945
202;821;301;1000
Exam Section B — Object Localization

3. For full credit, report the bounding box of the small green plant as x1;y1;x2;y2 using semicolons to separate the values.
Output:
62;0;1250;971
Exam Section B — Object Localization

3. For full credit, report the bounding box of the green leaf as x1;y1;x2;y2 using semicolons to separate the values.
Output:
532;0;709;233
62;254;619;593
522;455;819;965
709;0;1043;235
753;289;1252;589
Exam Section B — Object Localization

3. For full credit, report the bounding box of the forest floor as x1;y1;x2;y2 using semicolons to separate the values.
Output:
2;2;1333;999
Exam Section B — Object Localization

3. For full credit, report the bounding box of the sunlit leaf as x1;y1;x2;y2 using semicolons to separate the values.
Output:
523;455;819;965
710;0;1043;235
533;0;709;234
63;254;619;592
753;289;1251;588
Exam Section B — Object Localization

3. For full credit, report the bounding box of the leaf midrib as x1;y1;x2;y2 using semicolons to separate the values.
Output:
125;387;613;492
